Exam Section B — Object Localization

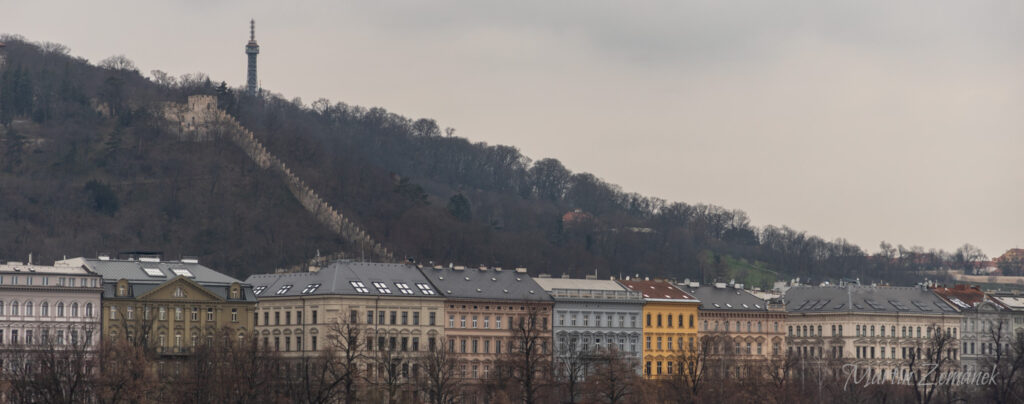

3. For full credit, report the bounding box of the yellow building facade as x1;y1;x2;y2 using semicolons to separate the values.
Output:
618;279;700;379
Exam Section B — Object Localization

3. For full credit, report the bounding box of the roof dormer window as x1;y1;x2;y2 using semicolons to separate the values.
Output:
396;283;414;295
416;283;435;295
253;286;267;295
275;285;293;295
301;283;321;294
372;282;392;294
350;281;369;293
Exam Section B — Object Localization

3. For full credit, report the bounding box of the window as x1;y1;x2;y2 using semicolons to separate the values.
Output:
416;283;436;295
253;286;267;295
497;316;502;329
657;314;662;327
372;282;392;294
472;316;478;328
160;306;167;320
41;302;48;316
647;314;651;327
143;267;165;277
460;316;467;328
690;315;695;328
207;308;214;321
175;307;183;321
413;312;420;325
429;312;436;326
231;308;238;322
126;306;134;320
192;307;199;321
351;310;359;324
390;311;398;325
301;283;322;294
312;310;318;324
173;287;185;298
275;285;293;295
350;281;369;293
110;306;117;320
378;311;385;324
286;312;292;325
171;268;194;278
396;283;414;294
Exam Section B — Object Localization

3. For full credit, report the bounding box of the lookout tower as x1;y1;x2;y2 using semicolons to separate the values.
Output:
245;19;260;96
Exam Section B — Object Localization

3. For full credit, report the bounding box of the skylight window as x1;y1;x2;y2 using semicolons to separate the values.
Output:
395;283;414;295
253;286;267;295
372;282;392;294
275;285;292;295
416;283;436;295
142;267;165;277
171;268;194;278
350;281;369;293
301;283;322;294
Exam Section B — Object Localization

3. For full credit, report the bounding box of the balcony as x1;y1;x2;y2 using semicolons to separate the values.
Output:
549;289;643;301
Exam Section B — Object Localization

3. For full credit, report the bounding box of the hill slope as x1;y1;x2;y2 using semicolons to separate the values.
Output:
0;36;967;284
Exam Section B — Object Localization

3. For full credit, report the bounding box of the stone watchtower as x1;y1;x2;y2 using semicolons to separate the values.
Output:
245;19;260;96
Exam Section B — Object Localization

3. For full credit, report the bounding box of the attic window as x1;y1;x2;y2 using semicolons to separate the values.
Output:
301;283;321;294
171;268;194;278
372;282;392;294
416;283;435;295
350;281;369;293
253;286;267;295
142;268;165;277
395;283;414;295
275;285;292;295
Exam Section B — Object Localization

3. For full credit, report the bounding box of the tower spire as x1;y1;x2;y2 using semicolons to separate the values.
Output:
245;19;260;96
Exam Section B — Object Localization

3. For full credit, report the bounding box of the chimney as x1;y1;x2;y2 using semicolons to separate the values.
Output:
515;267;528;274
585;274;597;280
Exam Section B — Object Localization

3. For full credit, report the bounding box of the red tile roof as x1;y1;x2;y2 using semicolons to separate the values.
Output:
618;280;698;301
931;284;985;309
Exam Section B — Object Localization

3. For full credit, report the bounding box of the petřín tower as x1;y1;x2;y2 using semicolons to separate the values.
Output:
245;19;260;95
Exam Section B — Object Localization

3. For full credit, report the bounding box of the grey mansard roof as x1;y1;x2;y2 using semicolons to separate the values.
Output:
419;267;552;302
59;257;255;302
245;261;441;299
784;285;958;314
681;284;769;311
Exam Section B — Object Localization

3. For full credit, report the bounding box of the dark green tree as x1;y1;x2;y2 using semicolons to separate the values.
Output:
446;193;472;222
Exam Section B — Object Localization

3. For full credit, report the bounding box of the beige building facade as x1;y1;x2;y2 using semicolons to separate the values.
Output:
785;285;961;380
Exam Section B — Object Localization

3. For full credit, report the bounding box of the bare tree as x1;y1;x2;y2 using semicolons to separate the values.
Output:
369;340;409;404
670;334;718;400
980;319;1024;404
903;324;956;404
99;55;137;72
5;324;98;403
93;338;155;404
323;320;365;404
585;346;638;404
419;338;461;404
503;305;552;404
554;338;589;404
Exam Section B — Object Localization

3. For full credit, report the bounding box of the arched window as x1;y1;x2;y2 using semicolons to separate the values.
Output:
41;302;49;316
24;301;32;316
71;302;79;317
57;302;65;317
86;303;94;317
0;301;4;314
11;301;18;315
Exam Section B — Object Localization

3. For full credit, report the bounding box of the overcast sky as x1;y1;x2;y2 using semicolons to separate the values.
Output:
5;1;1023;257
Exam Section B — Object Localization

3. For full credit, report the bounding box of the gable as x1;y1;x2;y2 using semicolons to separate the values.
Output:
136;277;225;302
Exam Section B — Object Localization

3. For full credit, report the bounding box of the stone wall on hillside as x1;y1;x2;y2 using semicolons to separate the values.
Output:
164;95;392;261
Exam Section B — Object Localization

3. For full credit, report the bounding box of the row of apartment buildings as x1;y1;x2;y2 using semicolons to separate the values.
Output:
3;255;1024;383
